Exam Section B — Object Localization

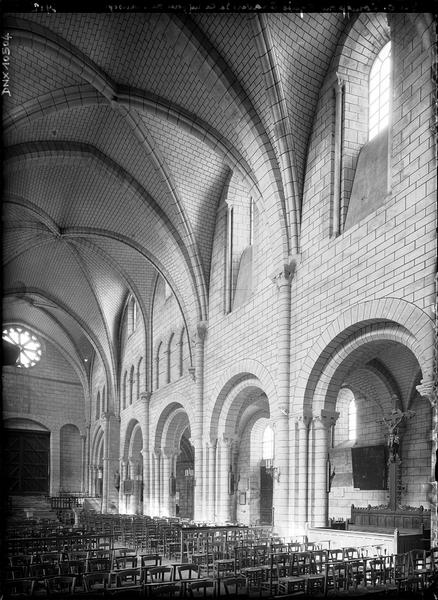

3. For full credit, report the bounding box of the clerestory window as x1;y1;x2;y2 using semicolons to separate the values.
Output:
369;42;391;140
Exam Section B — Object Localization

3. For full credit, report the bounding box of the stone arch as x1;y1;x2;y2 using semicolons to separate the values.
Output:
154;403;191;452
122;419;141;460
208;359;278;440
3;417;50;431
91;425;104;467
294;298;433;415
216;378;270;441
311;322;422;415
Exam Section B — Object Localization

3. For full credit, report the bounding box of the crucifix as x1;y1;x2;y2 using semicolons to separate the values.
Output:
379;400;415;510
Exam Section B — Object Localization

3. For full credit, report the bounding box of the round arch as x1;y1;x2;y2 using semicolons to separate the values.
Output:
208;359;278;441
311;323;422;415
154;402;193;452
294;298;433;415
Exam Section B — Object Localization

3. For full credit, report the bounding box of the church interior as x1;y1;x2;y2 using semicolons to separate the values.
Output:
2;8;437;598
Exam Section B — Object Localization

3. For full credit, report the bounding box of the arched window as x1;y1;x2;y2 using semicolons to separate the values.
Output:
96;391;100;420
262;426;274;460
348;397;357;441
155;343;162;390
224;178;255;313
369;42;391;140
137;357;143;398
122;371;127;410
129;365;135;405
127;296;137;335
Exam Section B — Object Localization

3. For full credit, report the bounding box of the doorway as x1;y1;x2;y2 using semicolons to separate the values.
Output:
5;429;50;495
260;466;273;525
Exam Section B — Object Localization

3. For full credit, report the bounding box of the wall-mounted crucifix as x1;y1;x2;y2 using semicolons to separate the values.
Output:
378;400;415;510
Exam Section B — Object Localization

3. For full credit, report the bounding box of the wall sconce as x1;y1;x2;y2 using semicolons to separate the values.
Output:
265;458;280;482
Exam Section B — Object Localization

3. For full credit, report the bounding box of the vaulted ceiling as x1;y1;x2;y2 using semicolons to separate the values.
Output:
2;11;349;390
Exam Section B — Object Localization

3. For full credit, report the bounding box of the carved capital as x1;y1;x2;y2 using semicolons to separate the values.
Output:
205;437;217;450
162;446;177;459
295;414;312;429
416;380;437;406
314;409;340;430
270;258;298;290
335;70;345;89
140;391;152;403
188;366;196;382
219;434;235;450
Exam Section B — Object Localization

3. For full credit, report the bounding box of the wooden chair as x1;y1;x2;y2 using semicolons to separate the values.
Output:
3;577;34;598
140;553;162;567
86;557;112;573
325;560;348;595
222;575;247;597
83;571;110;594
112;554;138;570
112;567;142;588
410;548;432;590
188;579;215;598
45;575;77;596
148;565;173;583
393;552;417;593
176;564;202;580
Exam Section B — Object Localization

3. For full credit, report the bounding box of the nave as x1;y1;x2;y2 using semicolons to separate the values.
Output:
3;507;438;598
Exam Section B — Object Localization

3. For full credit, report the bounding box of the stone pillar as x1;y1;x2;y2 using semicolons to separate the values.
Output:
312;410;339;527
150;451;159;516
119;459;127;514
417;380;437;547
129;457;139;514
102;413;112;513
191;322;208;521
207;439;217;522
296;415;311;531
217;436;233;523
50;426;61;496
84;424;91;494
140;392;151;515
89;464;96;497
101;412;120;513
270;262;295;536
162;447;177;517
80;433;87;494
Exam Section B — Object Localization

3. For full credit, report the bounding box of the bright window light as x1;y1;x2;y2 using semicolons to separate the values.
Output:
369;42;391;140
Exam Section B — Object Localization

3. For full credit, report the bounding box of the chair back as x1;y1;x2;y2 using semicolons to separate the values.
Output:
86;557;112;572
189;579;214;598
46;575;77;595
176;563;201;580
149;565;172;582
83;571;110;592
140;553;162;567
114;567;142;587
